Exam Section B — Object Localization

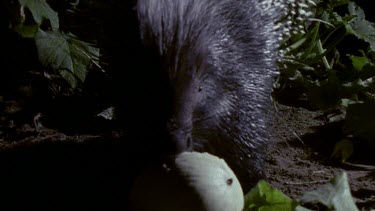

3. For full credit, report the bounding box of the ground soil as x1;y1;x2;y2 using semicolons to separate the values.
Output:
266;103;375;210
0;96;374;210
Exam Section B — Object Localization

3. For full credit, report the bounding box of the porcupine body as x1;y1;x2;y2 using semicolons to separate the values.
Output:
116;0;309;191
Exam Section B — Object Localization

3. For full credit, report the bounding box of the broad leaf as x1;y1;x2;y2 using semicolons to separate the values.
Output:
35;30;99;88
345;2;375;52
350;55;369;71
18;0;59;30
299;172;359;211
13;23;39;38
244;180;299;211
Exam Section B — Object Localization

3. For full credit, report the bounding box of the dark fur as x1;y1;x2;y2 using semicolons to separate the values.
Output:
125;0;279;190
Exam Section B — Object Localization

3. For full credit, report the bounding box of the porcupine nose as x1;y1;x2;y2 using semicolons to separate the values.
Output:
170;129;193;153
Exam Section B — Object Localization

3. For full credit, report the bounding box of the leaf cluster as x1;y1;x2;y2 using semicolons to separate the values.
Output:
275;0;375;150
2;0;99;88
244;172;359;211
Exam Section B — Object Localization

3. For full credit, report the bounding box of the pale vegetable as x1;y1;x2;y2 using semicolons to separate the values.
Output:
129;152;244;211
176;152;244;211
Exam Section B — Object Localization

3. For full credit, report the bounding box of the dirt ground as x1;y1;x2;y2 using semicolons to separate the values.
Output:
0;98;374;210
266;103;375;210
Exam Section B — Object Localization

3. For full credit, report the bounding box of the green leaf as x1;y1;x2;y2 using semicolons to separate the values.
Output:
341;98;358;107
35;30;72;70
348;2;365;19
350;55;369;71
345;2;375;52
330;0;351;8
35;30;99;88
244;180;299;211
59;69;78;88
18;0;59;30
67;35;100;83
13;23;39;38
299;172;359;211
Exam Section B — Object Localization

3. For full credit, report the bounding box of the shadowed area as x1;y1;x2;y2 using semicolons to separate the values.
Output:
0;137;152;211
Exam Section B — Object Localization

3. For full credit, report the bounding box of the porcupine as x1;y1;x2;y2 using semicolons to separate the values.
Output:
115;0;312;191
